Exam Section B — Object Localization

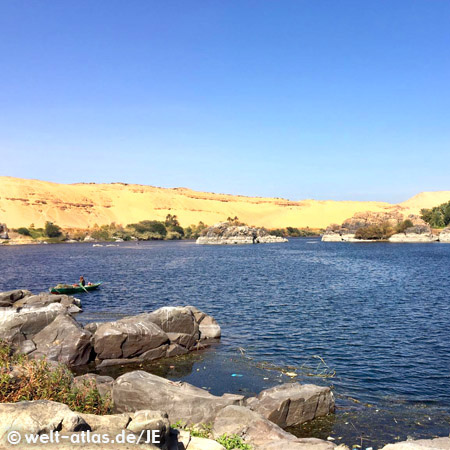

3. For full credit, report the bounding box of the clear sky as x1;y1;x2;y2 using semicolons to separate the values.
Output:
1;1;449;203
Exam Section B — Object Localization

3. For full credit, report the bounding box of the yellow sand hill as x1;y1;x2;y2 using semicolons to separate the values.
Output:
0;176;449;229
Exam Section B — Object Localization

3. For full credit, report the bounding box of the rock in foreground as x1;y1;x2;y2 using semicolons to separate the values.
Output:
196;222;288;245
382;437;450;450
93;306;220;367
0;400;170;449
112;370;244;424
246;383;335;428
1;289;221;368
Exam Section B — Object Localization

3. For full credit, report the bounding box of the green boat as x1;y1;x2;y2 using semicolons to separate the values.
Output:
50;282;102;295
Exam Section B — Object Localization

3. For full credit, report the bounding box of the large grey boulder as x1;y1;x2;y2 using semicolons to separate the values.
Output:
31;314;93;366
93;315;169;360
0;303;65;344
93;306;219;365
112;371;244;424
382;437;450;450
0;289;32;307
246;383;335;428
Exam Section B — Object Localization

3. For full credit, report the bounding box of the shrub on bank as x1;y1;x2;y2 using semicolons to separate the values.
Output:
354;222;394;240
16;227;31;236
395;219;414;233
421;200;450;228
0;340;111;415
354;219;416;240
269;227;322;237
184;221;208;239
126;220;167;239
45;221;62;238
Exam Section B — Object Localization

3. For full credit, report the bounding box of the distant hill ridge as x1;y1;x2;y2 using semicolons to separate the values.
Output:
0;176;449;229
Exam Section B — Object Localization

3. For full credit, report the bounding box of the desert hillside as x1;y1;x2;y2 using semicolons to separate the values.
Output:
0;176;449;229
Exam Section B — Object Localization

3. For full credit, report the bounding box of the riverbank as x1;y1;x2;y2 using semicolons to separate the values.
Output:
1;240;450;447
1;222;321;246
1;297;449;450
0;289;336;449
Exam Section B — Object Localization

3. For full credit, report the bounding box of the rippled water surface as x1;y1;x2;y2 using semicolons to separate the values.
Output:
1;239;450;446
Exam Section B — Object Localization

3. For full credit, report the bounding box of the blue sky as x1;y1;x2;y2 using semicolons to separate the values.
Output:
1;1;449;203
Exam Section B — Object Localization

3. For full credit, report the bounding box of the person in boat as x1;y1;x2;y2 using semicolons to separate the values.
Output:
79;276;86;286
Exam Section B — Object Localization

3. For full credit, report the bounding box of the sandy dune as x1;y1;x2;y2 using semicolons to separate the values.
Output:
0;176;448;229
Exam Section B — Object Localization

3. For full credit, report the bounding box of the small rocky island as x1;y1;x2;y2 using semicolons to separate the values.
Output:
321;211;449;243
196;222;288;245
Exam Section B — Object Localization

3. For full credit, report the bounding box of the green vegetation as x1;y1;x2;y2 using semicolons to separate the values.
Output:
226;216;246;226
44;221;62;238
216;434;252;450
13;222;66;242
16;227;31;236
126;220;168;240
86;216;208;241
394;219;414;233
421;200;450;228
270;227;323;237
0;340;111;415
171;421;251;449
184;221;208;239
354;219;416;240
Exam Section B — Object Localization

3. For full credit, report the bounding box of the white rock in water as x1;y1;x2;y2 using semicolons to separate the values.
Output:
389;232;438;243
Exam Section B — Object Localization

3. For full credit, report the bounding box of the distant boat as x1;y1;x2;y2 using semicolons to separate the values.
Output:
49;282;102;295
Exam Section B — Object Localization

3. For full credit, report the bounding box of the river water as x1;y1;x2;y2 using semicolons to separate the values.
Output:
1;239;449;447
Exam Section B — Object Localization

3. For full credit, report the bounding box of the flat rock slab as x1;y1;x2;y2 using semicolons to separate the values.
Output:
382;438;450;450
257;438;337;450
113;370;244;424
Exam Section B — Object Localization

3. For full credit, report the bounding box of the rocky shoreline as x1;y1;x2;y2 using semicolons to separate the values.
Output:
322;211;450;243
196;223;288;245
0;290;221;368
1;288;449;449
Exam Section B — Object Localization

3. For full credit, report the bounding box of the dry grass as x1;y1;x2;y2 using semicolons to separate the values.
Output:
0;340;111;414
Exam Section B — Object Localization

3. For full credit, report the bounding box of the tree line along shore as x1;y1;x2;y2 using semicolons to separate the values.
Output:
1;215;322;245
2;200;449;245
